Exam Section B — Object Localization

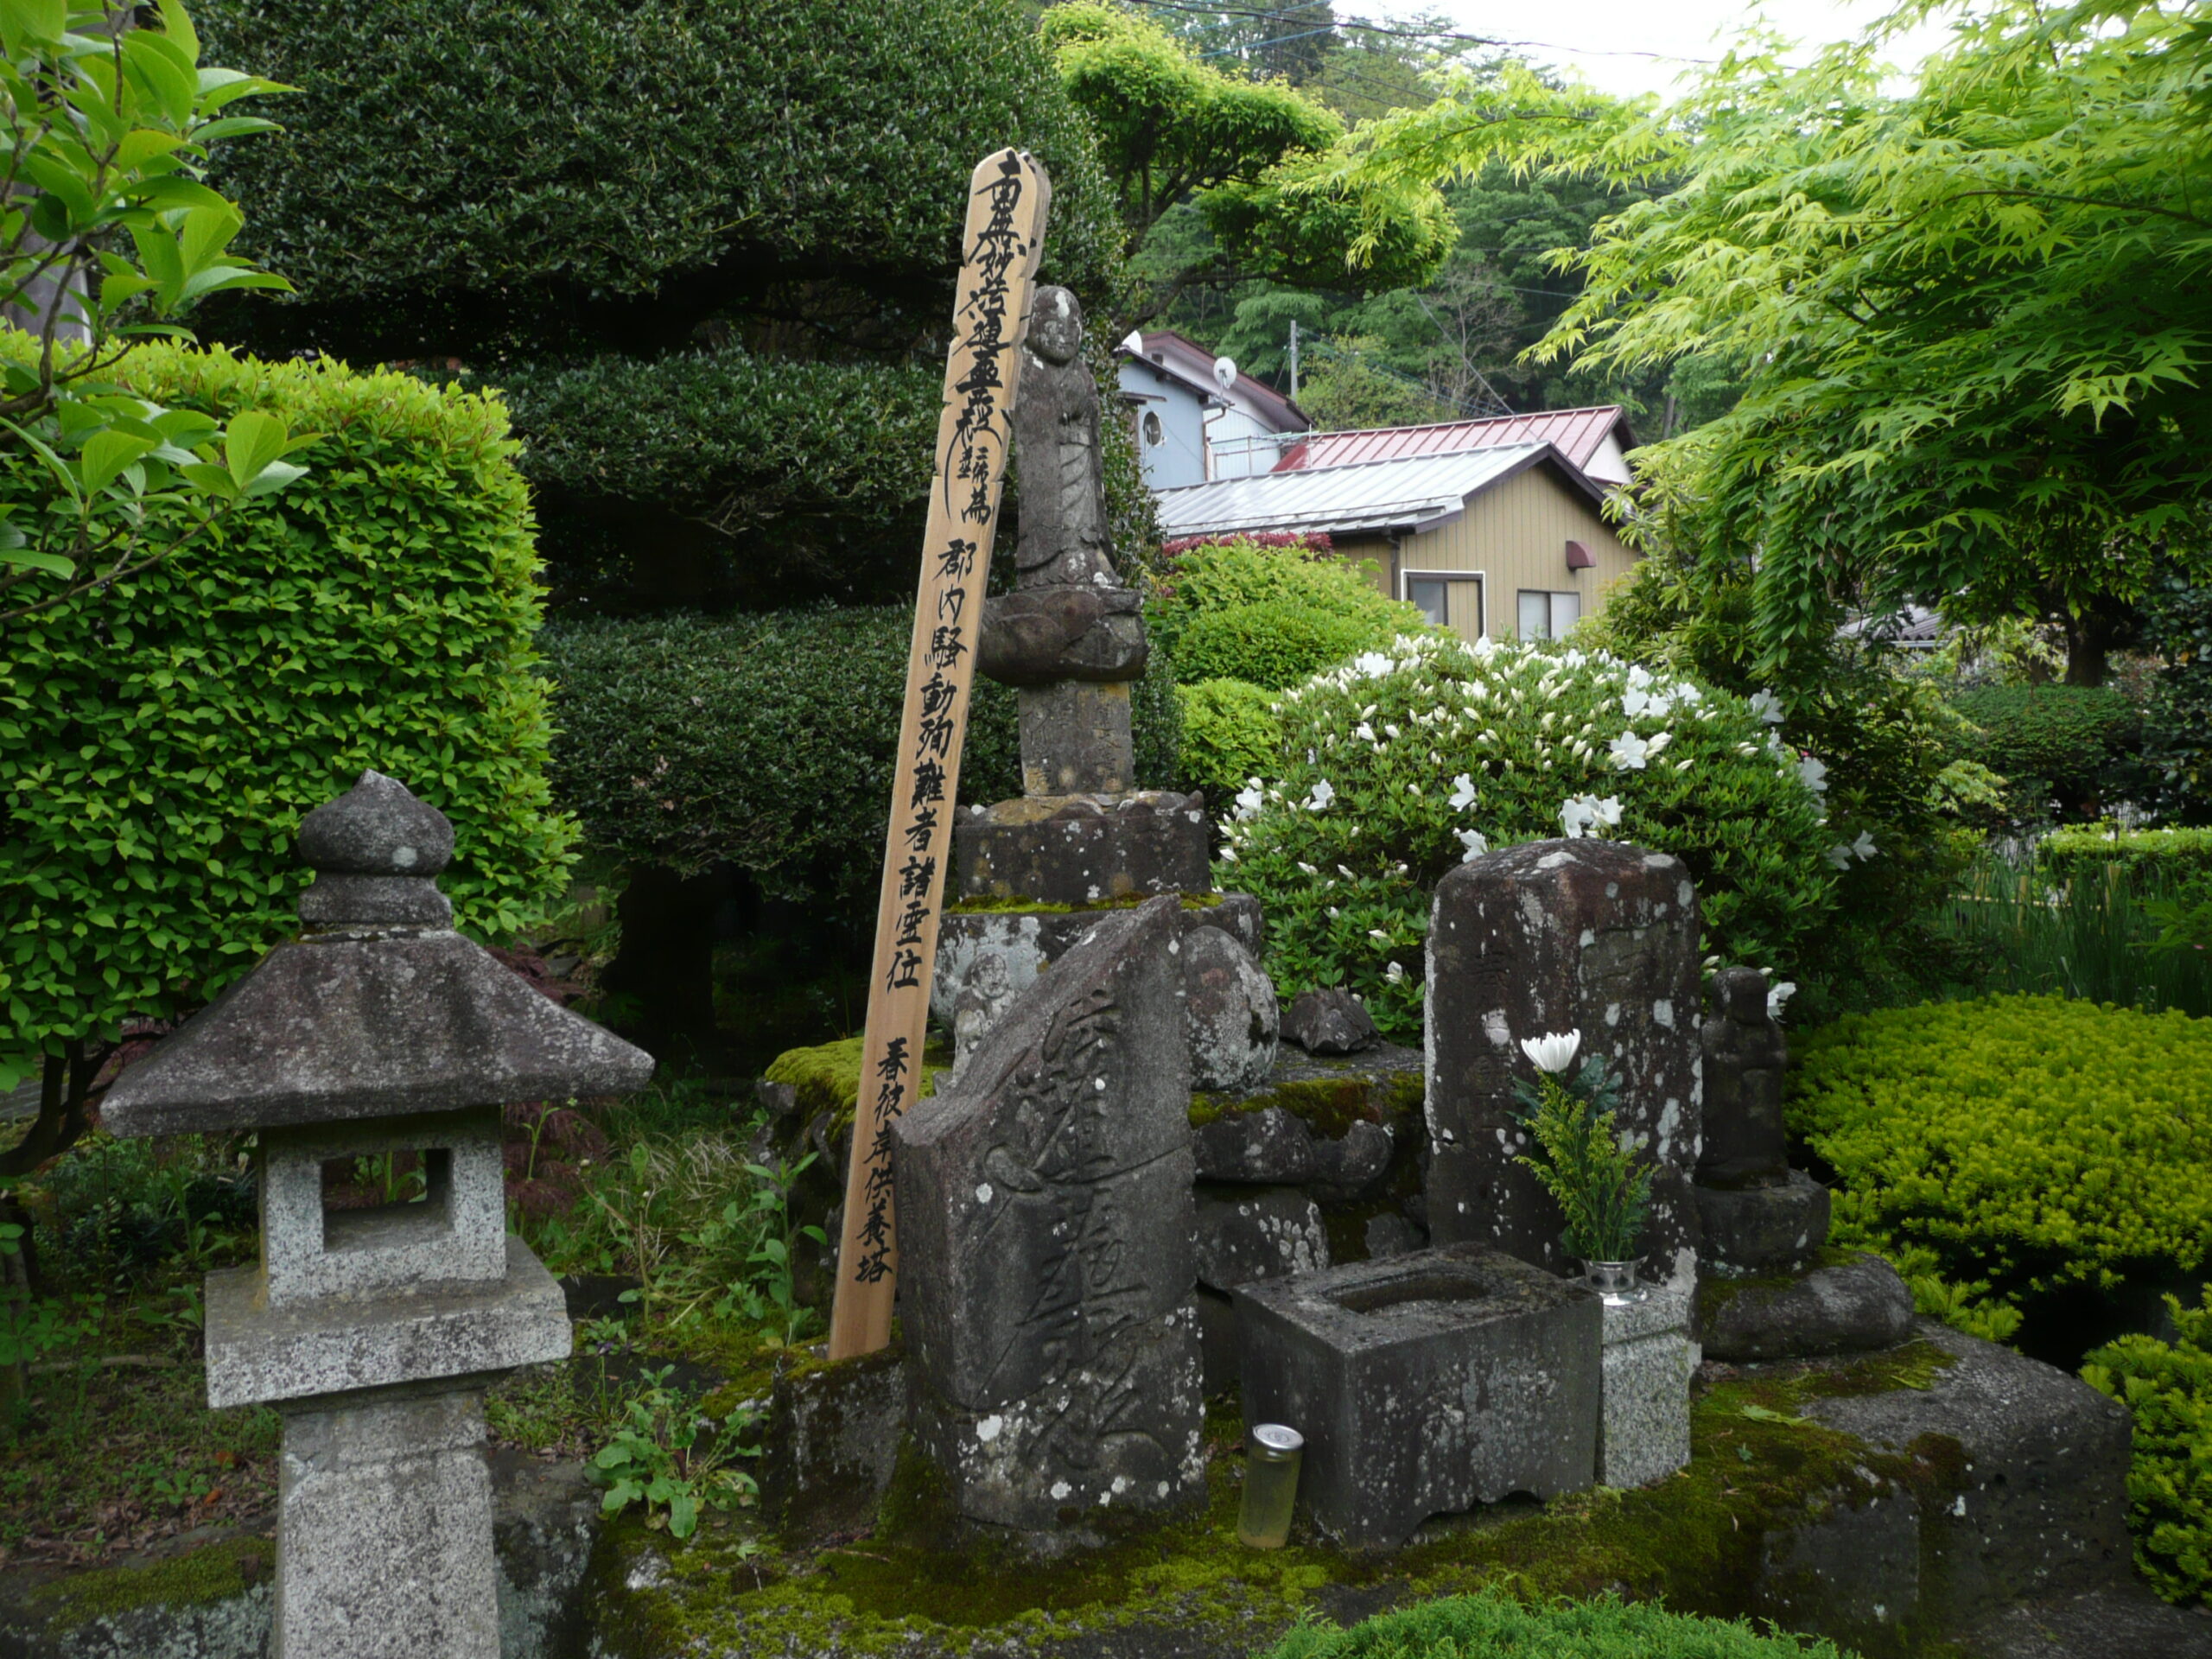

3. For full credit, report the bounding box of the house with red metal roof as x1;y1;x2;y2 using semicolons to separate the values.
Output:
1154;419;1642;646
1267;405;1637;487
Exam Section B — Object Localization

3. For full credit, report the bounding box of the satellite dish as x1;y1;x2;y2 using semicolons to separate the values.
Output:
1212;355;1238;391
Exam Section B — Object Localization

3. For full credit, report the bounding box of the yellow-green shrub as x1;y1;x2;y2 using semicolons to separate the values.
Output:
1788;995;2212;1327
1176;677;1282;805
2043;825;2212;883
2085;1288;2212;1605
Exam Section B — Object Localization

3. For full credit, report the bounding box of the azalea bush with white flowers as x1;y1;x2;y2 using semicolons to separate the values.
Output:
1219;633;1839;1034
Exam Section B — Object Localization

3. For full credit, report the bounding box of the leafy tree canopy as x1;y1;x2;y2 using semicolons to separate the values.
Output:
1334;3;2212;679
1040;3;1455;312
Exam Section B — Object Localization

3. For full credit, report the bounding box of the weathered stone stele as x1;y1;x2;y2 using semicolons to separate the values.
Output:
895;894;1205;1533
100;771;654;1659
1427;838;1703;1274
1697;966;1789;1188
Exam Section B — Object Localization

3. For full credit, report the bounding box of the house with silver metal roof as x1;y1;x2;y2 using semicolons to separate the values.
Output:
1154;437;1640;646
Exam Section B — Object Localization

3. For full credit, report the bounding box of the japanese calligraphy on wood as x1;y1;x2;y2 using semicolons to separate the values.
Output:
828;149;1052;1360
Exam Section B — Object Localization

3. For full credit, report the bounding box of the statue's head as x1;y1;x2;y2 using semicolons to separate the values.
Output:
1026;286;1083;365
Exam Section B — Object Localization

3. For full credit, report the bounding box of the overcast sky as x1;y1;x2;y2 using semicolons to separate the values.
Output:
1427;0;1963;99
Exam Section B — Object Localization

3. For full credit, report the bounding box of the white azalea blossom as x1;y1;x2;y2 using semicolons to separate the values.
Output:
1234;785;1264;820
1520;1030;1582;1073
1825;842;1853;871
1303;778;1336;811
1796;755;1829;796
1747;690;1786;726
1852;830;1878;861
1457;828;1491;862
1448;773;1478;810
1354;721;1376;743
1351;652;1393;678
1609;730;1652;770
1767;981;1798;1020
1560;793;1623;838
1383;960;1407;984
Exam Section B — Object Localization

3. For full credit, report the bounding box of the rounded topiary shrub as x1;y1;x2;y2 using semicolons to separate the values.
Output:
1952;683;2139;807
1264;1592;1847;1659
1147;534;1426;677
1177;677;1284;806
1788;994;2212;1340
1220;634;1837;1035
1176;601;1386;690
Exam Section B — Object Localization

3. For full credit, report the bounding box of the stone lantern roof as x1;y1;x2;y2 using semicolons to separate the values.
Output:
103;771;652;1137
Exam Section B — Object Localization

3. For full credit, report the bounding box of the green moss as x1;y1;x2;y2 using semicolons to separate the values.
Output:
1695;1247;1868;1326
586;1340;1971;1659
1188;1071;1416;1139
944;892;1225;916
31;1532;272;1630
761;1037;945;1142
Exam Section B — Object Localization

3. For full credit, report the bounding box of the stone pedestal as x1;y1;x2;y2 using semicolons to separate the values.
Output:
1019;681;1135;796
275;1386;500;1659
1232;1243;1599;1546
1598;1282;1694;1488
1427;840;1704;1274
1695;1170;1832;1277
954;791;1212;906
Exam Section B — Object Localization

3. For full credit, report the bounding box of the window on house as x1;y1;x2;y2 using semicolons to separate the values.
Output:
1141;410;1164;446
1517;590;1581;640
1405;574;1484;641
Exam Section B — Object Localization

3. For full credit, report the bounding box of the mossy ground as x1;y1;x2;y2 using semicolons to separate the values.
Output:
25;1530;272;1630
583;1344;1967;1659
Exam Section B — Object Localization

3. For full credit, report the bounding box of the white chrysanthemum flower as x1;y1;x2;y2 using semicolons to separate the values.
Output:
1448;773;1478;811
1520;1030;1582;1073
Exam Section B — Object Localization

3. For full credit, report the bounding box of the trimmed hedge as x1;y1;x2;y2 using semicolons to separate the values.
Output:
1951;684;2139;799
1177;678;1282;807
1788;995;2212;1330
0;344;573;1059
1176;602;1390;691
1263;1592;1847;1659
541;609;1182;907
196;0;1119;361
2085;1288;2212;1605
2042;826;2212;883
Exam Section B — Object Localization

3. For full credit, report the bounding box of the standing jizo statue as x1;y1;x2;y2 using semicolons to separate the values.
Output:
978;285;1151;798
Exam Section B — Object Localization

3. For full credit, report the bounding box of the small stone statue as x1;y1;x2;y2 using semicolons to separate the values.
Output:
1697;966;1790;1189
979;283;1149;791
1010;286;1118;591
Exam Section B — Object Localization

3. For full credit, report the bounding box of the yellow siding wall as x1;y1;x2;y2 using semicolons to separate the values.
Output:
1332;464;1639;645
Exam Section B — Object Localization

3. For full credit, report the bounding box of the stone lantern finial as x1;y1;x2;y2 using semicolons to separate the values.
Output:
99;770;654;1659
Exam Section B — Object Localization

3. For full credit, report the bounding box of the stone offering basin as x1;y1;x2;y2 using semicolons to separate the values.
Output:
1232;1243;1601;1546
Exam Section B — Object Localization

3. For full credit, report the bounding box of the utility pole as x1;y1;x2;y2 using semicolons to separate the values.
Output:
1287;318;1300;401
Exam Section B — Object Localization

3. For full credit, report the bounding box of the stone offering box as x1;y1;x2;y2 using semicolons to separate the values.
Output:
1233;1243;1600;1547
102;772;653;1659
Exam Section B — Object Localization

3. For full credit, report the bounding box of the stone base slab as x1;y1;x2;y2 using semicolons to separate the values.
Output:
206;1236;570;1408
954;791;1212;906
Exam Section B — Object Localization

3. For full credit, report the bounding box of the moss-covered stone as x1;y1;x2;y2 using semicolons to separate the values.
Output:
574;1341;1985;1659
945;892;1224;917
761;1037;948;1142
26;1532;273;1630
1188;1061;1422;1141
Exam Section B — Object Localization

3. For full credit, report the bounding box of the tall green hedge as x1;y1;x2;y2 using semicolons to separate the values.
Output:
1951;684;2140;801
2042;825;2212;883
195;0;1120;363
541;610;1181;908
0;344;573;1062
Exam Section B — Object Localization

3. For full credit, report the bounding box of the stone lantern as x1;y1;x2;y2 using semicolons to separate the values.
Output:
102;772;653;1659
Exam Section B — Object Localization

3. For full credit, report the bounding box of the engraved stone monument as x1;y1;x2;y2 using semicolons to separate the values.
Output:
895;894;1205;1533
101;772;654;1659
1427;838;1704;1276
